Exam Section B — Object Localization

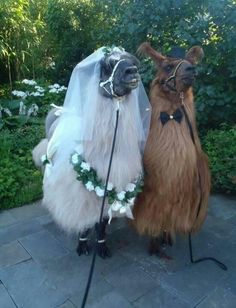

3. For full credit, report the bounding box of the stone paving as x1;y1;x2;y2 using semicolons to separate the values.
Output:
0;194;236;308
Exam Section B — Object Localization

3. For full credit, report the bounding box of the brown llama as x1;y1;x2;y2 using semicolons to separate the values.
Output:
133;42;211;256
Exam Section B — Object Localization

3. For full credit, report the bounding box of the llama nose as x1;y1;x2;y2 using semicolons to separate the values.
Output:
125;66;138;75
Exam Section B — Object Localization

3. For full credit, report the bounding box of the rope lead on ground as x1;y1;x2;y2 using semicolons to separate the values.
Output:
188;233;228;271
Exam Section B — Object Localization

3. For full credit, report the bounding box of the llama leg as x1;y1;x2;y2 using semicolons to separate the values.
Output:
149;236;161;255
161;231;173;248
76;229;90;256
149;236;172;260
95;218;112;259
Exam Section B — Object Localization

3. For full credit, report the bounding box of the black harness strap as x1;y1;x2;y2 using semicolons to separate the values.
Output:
180;105;195;144
181;104;203;219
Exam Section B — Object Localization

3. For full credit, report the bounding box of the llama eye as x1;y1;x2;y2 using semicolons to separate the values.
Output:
164;65;173;73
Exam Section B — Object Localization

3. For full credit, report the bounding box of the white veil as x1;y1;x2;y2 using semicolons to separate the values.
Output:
45;47;151;173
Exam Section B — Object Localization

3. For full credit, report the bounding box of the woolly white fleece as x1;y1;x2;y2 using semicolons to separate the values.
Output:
39;98;143;233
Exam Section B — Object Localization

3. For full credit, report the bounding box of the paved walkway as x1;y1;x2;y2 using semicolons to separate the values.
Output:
0;194;236;308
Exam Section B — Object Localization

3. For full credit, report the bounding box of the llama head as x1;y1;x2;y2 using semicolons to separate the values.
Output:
99;50;140;98
138;42;204;93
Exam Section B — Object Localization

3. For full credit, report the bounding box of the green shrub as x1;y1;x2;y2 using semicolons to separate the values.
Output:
0;125;44;209
0;79;66;130
1;0;235;130
203;125;236;194
0;78;67;209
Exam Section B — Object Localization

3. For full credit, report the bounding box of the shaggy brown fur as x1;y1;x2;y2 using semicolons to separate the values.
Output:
133;43;210;239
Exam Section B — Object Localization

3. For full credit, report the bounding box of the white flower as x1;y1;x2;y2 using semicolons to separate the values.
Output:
81;162;90;171
49;88;58;93
95;186;105;197
12;90;27;98
49;83;60;89
127;197;135;206
85;181;94;192
74;143;83;155
126;183;136;192
48;84;66;93
35;86;45;92
71;153;79;164
117;191;126;201
41;154;47;163
107;182;113;191
22;79;37;85
30;92;44;97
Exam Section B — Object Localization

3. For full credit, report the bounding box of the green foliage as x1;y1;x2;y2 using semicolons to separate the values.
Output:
0;0;47;85
1;0;235;124
202;125;236;194
0;78;67;209
94;0;236;130
0;125;44;209
0;0;236;207
45;0;109;82
0;79;66;130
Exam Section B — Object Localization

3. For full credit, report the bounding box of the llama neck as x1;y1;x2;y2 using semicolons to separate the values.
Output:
150;83;194;114
83;97;142;188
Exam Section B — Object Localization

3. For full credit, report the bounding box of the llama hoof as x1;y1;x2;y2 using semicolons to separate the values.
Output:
97;241;112;259
76;240;90;256
155;250;173;260
149;238;172;260
149;246;172;260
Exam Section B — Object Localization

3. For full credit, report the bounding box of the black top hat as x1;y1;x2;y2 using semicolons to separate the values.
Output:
167;47;186;59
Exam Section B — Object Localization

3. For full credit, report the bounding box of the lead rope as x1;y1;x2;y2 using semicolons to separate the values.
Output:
180;93;227;271
81;102;120;308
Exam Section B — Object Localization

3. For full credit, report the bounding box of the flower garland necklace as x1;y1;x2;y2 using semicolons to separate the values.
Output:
41;149;144;223
70;151;143;223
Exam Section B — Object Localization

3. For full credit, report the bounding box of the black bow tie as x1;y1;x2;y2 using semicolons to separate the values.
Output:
160;108;183;126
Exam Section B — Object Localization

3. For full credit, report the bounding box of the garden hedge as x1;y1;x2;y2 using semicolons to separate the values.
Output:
0;0;235;209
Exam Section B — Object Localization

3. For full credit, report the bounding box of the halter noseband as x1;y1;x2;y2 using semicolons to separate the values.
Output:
99;59;126;100
163;60;186;92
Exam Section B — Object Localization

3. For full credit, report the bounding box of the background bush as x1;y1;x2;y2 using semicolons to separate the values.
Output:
0;0;235;209
1;0;235;129
0;80;66;209
0;126;44;209
203;126;236;194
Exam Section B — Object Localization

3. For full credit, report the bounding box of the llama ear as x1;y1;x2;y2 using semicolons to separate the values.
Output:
137;42;165;65
186;46;204;65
